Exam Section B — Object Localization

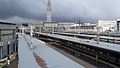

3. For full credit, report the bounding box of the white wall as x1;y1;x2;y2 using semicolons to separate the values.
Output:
97;20;117;32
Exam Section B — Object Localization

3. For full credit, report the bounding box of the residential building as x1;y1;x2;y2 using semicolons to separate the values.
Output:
97;20;117;32
68;23;97;33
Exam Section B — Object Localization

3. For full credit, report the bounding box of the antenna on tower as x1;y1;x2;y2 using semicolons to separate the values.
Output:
47;0;52;22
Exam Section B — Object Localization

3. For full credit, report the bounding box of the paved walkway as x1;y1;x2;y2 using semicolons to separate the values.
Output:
18;33;84;68
18;34;39;68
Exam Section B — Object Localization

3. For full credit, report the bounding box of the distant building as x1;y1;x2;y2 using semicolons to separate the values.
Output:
68;23;97;33
30;22;97;33
0;22;18;60
97;20;117;32
25;19;119;33
40;22;74;32
57;22;75;32
43;22;58;32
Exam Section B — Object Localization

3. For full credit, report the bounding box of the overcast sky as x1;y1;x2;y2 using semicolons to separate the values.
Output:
0;0;120;23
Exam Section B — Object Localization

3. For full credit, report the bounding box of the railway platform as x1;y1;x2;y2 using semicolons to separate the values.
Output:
18;33;84;68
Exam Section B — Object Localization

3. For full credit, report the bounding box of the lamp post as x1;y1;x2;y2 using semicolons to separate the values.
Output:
30;25;33;38
22;26;25;34
7;41;10;66
52;25;54;34
39;25;41;33
30;25;33;50
96;26;101;44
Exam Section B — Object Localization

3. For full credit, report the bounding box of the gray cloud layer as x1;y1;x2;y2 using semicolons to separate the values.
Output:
0;0;120;23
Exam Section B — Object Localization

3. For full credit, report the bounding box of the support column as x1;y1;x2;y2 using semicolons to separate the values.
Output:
7;45;10;55
21;29;22;33
0;47;2;60
39;27;41;33
52;27;54;34
14;42;18;52
30;25;33;37
22;27;24;34
0;30;2;59
11;44;13;53
96;26;101;44
7;41;11;55
10;45;11;54
0;29;1;41
13;43;16;52
15;42;17;52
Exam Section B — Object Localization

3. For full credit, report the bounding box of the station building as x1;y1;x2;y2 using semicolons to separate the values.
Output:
0;22;18;60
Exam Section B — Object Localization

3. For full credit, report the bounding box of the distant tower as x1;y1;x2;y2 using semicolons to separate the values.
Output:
47;0;52;22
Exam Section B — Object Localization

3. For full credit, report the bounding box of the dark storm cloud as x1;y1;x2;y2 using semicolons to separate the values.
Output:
0;0;120;23
0;0;46;19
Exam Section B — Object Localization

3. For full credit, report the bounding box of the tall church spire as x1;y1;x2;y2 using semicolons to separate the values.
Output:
47;0;52;22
